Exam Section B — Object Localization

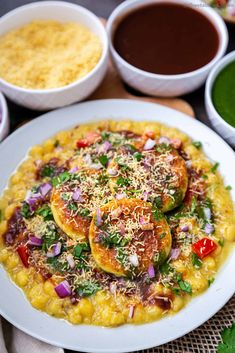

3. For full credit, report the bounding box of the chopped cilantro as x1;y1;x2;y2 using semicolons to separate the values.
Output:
133;152;143;161
100;231;130;248
101;131;110;141
68;203;78;211
172;288;181;296
159;261;172;275
40;165;55;178
208;277;215;287
0;209;3;222
192;141;202;149
178;280;192;294
192;252;202;269
125;144;137;153
21;202;31;219
201;174;208;180
76;280;101;297
156;143;171;153
116;176;131;187
211;162;219;173
78;208;90;217
36;204;54;221
61;192;70;201
217;323;235;353
98;155;109;167
218;238;225;247
47;256;68;273
52;171;70;187
73;243;90;258
153;250;166;266
42;225;59;252
153;196;162;209
226;185;232;191
152;207;164;221
116;247;128;267
190;196;197;214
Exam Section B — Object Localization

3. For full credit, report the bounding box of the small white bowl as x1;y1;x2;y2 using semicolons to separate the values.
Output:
205;51;235;147
0;1;108;110
0;92;9;141
107;0;228;97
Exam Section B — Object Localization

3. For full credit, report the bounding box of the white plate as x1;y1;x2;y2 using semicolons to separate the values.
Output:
0;99;234;353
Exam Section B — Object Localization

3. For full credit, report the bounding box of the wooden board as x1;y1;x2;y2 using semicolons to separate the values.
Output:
90;61;195;117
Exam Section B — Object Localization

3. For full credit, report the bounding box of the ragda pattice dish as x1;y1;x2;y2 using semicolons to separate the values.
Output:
0;120;234;326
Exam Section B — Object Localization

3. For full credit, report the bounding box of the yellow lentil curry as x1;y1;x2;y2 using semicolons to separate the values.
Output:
0;121;234;327
0;20;102;89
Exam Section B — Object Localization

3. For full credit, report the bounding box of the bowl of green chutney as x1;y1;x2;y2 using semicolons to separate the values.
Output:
205;50;235;147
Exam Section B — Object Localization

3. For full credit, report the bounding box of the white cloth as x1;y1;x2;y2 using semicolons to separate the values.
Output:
0;317;64;353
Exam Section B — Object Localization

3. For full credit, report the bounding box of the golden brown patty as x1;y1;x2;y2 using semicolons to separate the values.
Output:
89;198;172;277
51;169;112;241
107;144;188;212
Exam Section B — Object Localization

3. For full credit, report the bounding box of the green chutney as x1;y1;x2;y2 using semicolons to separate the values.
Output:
212;60;235;128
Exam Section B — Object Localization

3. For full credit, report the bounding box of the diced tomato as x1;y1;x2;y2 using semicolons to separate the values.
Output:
192;238;217;259
76;132;101;149
144;131;156;139
76;139;89;148
17;245;29;268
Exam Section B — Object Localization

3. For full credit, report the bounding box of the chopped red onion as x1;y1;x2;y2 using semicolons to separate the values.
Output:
55;280;71;298
129;253;139;267
119;222;125;235
39;183;52;197
186;160;192;169
140;216;145;225
102;141;111;153
143;138;156;150
84;154;92;165
54;242;62;256
67;254;75;269
159;136;170;145
170;248;181;260
72;188;82;202
166;154;174;162
170;138;182;149
96;208;102;226
25;190;32;200
128;305;135;319
143;192;148;201
204;223;214;235
90;163;103;170
26;197;41;212
107;168;118;176
28;235;43;246
203;207;211;220
180;225;189;232
148;264;155;278
116;193;126;200
69;167;78;173
109;283;117;295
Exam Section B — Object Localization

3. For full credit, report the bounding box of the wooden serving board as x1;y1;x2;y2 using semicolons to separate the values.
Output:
89;60;195;118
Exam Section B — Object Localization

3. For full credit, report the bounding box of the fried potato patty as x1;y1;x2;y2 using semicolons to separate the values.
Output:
107;143;188;212
89;199;172;277
51;170;112;241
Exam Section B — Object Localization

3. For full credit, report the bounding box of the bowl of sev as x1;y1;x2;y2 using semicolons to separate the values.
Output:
0;1;108;110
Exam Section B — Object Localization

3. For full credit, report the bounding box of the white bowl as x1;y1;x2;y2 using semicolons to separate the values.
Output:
0;92;9;141
0;1;108;110
205;51;235;147
106;0;228;97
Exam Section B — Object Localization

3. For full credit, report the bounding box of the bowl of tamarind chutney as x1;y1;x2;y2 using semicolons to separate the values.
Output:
107;0;228;97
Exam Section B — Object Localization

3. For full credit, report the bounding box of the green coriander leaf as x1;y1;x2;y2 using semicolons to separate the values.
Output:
178;280;192;294
73;243;89;258
0;209;3;222
40;165;55;178
79;208;90;217
192;252;202;269
76;280;101;297
211;162;219;174
201;174;208;180
116;176;131;187
36;204;54;221
99;155;109;167
68;203;78;211
54;140;60;148
21;202;31;219
208;277;215;287
52;171;70;187
226;185;232;191
153;196;162;209
218;238;225;247
192;141;202;149
133;152;143;161
217;323;235;353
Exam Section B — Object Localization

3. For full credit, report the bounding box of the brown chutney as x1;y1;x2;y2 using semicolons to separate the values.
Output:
113;3;219;75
